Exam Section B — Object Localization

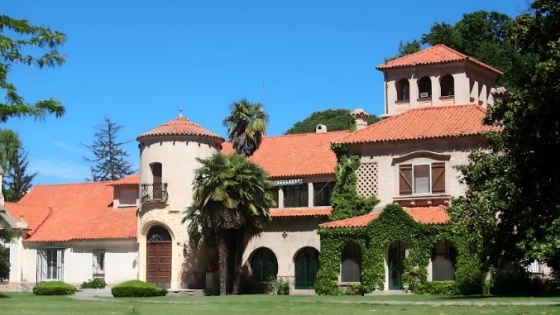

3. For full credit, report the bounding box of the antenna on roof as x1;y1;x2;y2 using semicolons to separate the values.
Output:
179;106;183;117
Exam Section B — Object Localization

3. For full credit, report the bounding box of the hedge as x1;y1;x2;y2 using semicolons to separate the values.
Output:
111;280;167;297
33;281;76;295
80;278;107;289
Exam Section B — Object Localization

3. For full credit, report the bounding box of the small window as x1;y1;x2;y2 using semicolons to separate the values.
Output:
93;250;105;278
418;76;432;98
283;185;308;208
313;182;335;206
119;189;137;206
440;74;454;96
341;242;361;282
396;78;410;101
151;162;163;200
399;163;445;195
431;240;456;281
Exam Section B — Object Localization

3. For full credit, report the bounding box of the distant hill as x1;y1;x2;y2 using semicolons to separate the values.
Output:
284;109;380;134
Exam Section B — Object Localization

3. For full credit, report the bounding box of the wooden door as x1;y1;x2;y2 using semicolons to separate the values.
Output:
146;242;171;286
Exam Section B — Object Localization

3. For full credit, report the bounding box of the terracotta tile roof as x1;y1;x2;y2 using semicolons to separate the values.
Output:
222;131;350;178
8;181;137;243
137;115;224;141
319;205;449;229
4;202;51;235
376;44;503;75
337;104;496;144
109;173;139;186
270;206;332;217
319;212;380;229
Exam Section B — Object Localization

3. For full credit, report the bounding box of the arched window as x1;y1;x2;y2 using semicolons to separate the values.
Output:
418;76;432;99
341;242;361;282
440;74;454;96
151;162;163;200
294;247;320;289
431;240;456;281
147;225;172;242
396;78;410;101
250;247;278;282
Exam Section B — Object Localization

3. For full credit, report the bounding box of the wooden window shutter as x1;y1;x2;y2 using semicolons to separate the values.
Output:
431;162;446;193
399;164;413;195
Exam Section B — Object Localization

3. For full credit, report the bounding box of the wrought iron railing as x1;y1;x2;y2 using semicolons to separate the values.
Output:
140;183;168;203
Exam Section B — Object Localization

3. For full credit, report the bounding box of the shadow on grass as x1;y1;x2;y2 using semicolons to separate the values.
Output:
0;293;10;298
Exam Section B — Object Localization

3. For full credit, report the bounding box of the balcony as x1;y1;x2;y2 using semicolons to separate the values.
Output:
141;183;168;203
393;194;450;207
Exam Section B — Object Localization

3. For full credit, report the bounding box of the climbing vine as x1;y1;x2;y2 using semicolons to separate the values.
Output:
329;143;379;221
316;203;484;295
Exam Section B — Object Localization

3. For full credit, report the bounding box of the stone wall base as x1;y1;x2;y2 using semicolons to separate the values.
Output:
0;282;34;292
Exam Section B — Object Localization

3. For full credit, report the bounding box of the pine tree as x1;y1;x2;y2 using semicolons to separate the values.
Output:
3;147;36;202
82;117;135;181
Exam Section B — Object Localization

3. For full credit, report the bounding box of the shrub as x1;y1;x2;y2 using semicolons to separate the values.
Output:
111;280;167;297
343;283;366;295
33;281;76;295
267;277;290;295
414;281;458;295
80;278;107;289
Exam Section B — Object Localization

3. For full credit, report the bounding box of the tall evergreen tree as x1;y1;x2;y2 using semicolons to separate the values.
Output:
82;117;135;181
3;148;37;202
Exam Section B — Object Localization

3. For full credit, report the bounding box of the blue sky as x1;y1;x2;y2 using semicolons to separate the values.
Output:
4;0;526;185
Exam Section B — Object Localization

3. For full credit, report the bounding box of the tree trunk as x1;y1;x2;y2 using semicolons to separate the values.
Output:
232;230;244;294
217;232;228;296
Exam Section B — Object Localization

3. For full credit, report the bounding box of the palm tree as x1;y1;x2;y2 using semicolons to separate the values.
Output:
184;153;276;295
223;98;268;157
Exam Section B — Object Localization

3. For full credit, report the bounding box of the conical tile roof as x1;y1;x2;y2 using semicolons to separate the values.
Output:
137;115;224;141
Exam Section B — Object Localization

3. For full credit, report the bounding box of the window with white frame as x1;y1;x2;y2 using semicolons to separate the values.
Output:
38;249;64;281
93;250;105;278
119;189;137;206
399;162;445;195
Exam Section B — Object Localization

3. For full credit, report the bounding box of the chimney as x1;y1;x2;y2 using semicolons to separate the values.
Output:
351;108;369;131
316;124;327;133
0;168;4;206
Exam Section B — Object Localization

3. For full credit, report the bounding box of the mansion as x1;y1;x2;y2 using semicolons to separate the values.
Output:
1;44;530;293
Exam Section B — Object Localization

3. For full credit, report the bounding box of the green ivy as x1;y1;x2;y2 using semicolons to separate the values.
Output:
329;144;379;221
316;203;484;295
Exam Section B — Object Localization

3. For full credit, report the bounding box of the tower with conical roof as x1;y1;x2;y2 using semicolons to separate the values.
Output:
136;112;224;289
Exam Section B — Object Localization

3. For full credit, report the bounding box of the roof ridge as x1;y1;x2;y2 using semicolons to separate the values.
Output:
267;130;351;139
32;181;113;187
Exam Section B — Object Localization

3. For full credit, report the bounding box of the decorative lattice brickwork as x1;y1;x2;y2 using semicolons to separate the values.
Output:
356;162;378;197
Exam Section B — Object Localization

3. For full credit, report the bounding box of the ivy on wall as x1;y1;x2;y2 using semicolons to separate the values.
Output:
329;143;379;221
316;203;485;295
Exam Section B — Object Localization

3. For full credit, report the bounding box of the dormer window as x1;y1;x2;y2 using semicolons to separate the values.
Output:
396;78;410;101
418;76;432;99
440;74;454;96
119;189;137;207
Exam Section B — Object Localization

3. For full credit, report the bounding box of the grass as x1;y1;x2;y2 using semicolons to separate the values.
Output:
0;293;559;315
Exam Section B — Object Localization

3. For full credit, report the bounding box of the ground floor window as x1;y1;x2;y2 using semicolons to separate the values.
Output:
294;247;320;289
431;240;456;281
0;246;9;282
341;242;361;282
250;247;278;282
93;250;105;278
37;248;64;282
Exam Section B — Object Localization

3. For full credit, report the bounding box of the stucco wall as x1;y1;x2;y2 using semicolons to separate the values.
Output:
243;217;327;284
351;137;486;208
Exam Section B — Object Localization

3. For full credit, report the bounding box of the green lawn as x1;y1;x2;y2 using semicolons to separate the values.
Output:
1;293;560;315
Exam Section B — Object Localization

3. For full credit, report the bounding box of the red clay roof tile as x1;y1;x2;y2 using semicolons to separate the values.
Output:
137;115;224;141
109;173;139;186
270;207;332;217
222;131;350;178
8;181;137;243
337;104;496;144
319;205;449;229
376;44;503;75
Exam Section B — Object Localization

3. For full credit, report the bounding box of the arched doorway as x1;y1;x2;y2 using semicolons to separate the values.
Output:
388;241;409;290
294;247;319;289
146;225;172;287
